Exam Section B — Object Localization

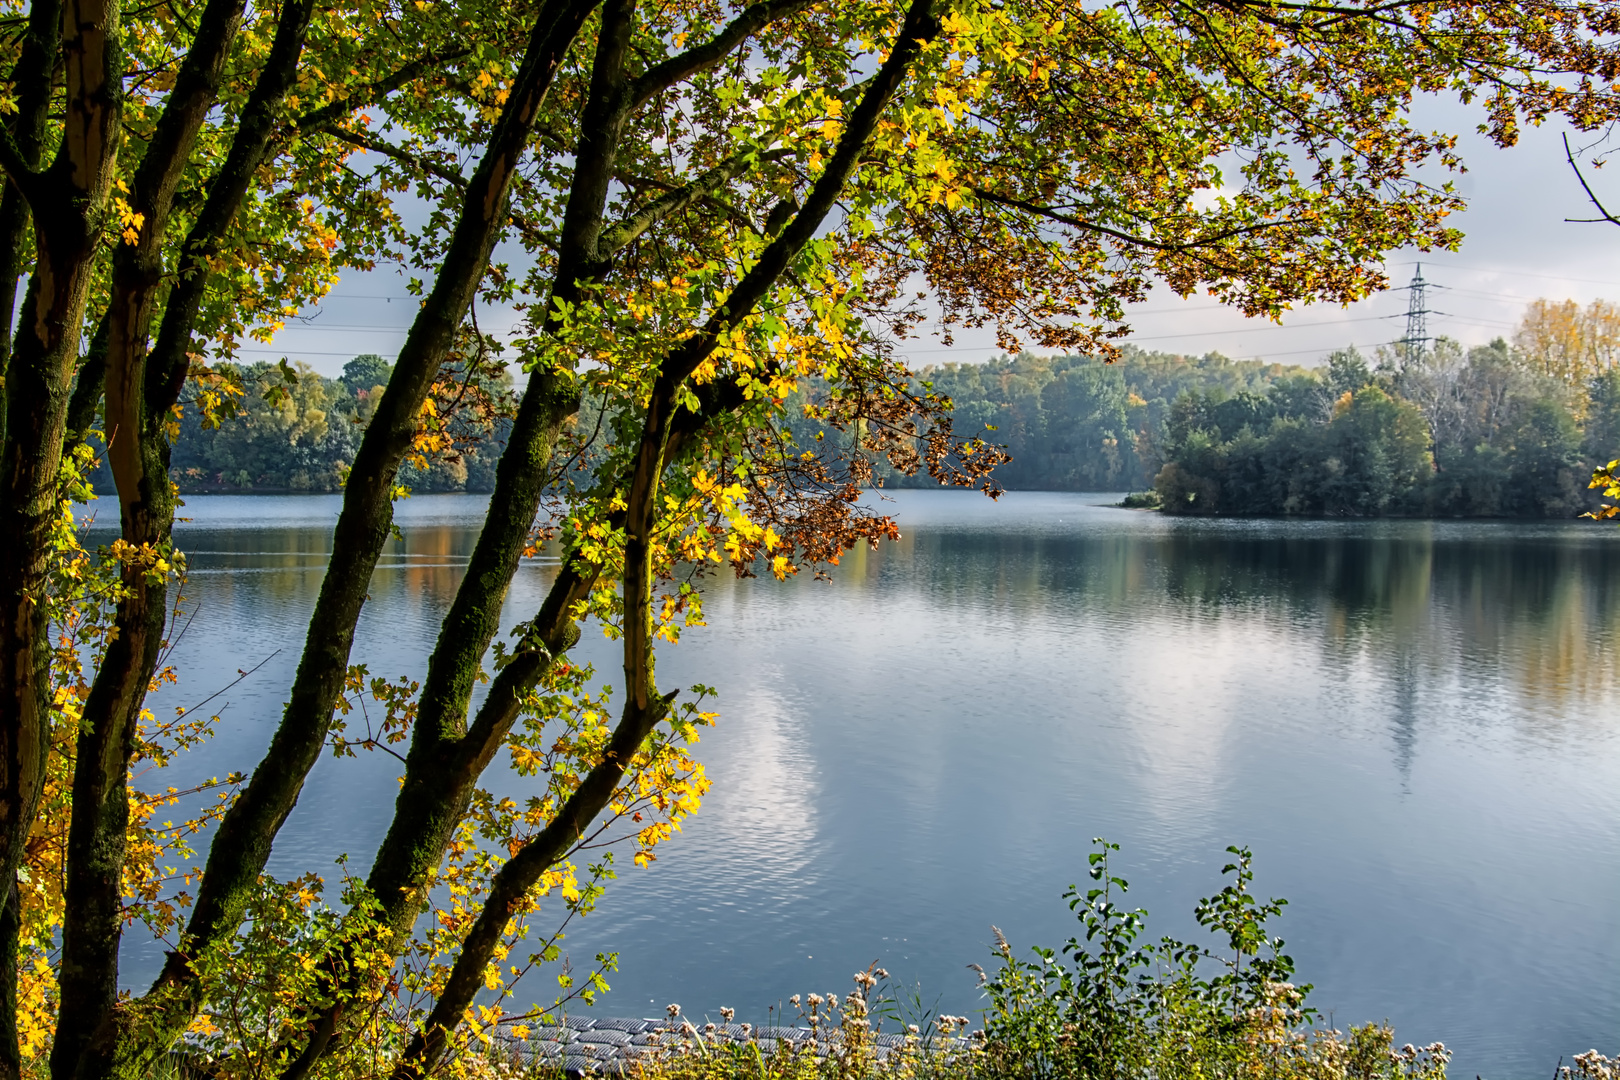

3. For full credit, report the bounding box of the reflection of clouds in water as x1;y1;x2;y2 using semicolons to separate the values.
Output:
549;672;824;985
674;679;820;898
1107;616;1259;818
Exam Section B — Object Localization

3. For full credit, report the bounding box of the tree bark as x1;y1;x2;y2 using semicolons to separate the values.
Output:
63;314;109;455
0;0;66;434
0;0;121;1069
49;0;249;1072
0;3;64;1067
350;0;641;958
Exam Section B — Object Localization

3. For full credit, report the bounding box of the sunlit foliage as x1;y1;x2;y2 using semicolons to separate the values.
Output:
3;2;1620;1078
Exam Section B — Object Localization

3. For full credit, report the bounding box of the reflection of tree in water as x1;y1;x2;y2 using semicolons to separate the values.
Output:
1389;646;1419;787
1150;529;1620;729
390;523;479;609
896;523;1620;753
1154;531;1436;627
1431;540;1620;720
172;519;487;642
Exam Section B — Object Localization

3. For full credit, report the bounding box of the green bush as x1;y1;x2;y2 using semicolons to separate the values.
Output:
445;844;1468;1080
977;842;1449;1080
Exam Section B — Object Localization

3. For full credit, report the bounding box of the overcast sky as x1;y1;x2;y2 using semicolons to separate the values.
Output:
255;98;1620;379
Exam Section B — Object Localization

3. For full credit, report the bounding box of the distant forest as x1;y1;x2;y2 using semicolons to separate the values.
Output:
891;338;1620;517
125;299;1620;518
93;353;515;495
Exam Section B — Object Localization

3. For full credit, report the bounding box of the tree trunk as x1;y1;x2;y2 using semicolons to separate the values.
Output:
113;6;603;1076
282;6;831;1069
0;0;66;433
0;0;122;1067
0;1;64;1063
49;0;248;1071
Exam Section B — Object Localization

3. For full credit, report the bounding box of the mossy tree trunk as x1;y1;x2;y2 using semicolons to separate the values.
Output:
387;0;941;1072
0;0;122;1072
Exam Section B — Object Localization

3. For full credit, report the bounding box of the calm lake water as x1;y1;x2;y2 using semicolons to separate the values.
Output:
104;491;1620;1079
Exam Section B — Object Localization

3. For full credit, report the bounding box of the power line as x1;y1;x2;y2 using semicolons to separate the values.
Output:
898;314;1413;356
272;303;1519;346
294;269;1525;364
1236;343;1385;359
1389;259;1620;289
1127;313;1401;343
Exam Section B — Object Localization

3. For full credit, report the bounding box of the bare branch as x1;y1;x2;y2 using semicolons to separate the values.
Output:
1564;131;1620;227
330;127;561;253
970;186;1279;253
329;125;466;187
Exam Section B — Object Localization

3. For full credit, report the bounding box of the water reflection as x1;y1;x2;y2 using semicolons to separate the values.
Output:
887;518;1620;748
110;492;1620;1080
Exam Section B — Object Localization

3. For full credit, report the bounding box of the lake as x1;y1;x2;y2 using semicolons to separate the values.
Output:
106;491;1620;1079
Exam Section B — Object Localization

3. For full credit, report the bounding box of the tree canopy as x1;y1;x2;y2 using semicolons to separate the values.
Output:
1;1;1619;1078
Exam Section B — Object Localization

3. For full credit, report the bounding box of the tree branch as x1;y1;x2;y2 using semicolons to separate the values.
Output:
969;186;1278;253
0;130;38;197
0;0;65;412
62;311;109;455
282;9;653;1067
143;0;320;413
328;124;467;186
326;126;559;252
296;46;473;135
598;146;793;254
218;8;606;1079
54;0;250;1062
1564;131;1620;227
394;3;941;1070
626;0;814;111
659;0;941;388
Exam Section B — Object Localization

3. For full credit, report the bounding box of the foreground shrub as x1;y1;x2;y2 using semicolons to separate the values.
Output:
451;843;1455;1080
977;841;1448;1080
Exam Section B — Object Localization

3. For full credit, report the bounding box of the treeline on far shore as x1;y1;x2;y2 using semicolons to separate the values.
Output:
127;326;1620;519
92;353;513;495
885;337;1620;518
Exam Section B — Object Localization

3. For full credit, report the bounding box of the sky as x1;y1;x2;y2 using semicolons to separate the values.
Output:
253;98;1620;380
